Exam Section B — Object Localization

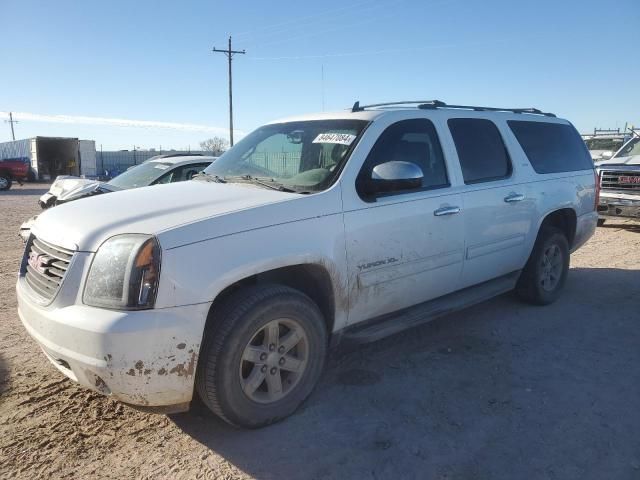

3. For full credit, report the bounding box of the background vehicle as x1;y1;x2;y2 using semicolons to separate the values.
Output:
18;155;216;241
595;130;640;224
38;154;216;209
16;101;597;428
0;157;30;190
583;134;627;161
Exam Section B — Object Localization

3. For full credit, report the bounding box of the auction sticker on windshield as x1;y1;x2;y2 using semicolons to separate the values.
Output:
312;133;356;145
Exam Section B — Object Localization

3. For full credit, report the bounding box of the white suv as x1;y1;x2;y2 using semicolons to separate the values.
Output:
17;101;598;427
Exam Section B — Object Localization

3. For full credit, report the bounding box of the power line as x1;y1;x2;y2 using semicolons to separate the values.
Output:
211;0;374;46
5;112;18;140
252;0;406;50
212;36;246;146
250;37;514;61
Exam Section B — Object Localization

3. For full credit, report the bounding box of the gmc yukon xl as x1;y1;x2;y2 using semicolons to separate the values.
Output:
17;101;598;427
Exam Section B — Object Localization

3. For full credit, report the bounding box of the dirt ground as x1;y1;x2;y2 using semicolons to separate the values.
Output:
0;183;639;480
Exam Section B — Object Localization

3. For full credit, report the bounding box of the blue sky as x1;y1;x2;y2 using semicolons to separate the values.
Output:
1;0;638;149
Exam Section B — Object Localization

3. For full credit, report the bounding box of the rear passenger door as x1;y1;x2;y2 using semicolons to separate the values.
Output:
448;118;536;287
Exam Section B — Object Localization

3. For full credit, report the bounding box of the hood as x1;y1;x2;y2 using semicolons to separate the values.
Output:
588;150;611;161
31;180;295;251
48;176;104;199
595;155;640;167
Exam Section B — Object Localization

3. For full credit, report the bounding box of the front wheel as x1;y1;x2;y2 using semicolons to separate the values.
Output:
196;285;327;428
0;174;12;191
597;218;606;227
516;226;569;305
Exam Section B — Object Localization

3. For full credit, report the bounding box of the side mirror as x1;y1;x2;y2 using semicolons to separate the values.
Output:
600;151;613;160
363;161;423;195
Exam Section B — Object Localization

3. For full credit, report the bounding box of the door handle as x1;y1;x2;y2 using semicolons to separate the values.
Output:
434;206;461;216
504;193;525;203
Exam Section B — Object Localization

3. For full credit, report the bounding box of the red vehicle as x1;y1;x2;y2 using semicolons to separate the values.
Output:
0;157;30;190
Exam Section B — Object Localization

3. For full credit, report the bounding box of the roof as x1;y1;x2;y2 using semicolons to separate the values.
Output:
351;100;556;117
268;109;386;125
269;100;566;125
145;154;218;165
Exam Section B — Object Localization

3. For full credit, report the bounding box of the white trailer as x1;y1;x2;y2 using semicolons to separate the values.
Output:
0;137;97;180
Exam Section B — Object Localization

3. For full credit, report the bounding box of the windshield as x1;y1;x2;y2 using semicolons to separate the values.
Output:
107;162;172;188
585;138;624;151
614;137;640;158
203;119;369;192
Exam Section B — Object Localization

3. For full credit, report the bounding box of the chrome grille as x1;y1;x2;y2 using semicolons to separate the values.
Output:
24;236;75;301
600;170;640;191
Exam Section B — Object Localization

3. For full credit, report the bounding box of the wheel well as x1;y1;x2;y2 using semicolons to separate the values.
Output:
0;169;11;178
204;264;336;336
540;208;577;247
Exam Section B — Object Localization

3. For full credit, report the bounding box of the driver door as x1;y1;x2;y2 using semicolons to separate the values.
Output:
343;118;465;325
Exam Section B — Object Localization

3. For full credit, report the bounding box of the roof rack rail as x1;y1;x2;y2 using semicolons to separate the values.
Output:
351;100;556;117
352;100;444;112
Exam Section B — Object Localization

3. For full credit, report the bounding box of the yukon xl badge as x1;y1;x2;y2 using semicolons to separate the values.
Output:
357;257;399;271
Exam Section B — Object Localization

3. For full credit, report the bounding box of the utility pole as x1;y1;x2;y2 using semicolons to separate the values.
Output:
212;36;245;146
5;112;18;141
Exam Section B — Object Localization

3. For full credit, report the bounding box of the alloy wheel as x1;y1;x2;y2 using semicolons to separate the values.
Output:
239;318;309;404
539;244;563;292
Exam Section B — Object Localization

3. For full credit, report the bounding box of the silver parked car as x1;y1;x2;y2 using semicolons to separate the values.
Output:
19;154;216;241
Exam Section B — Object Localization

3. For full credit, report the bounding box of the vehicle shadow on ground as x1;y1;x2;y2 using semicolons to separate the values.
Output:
171;267;640;480
600;222;640;233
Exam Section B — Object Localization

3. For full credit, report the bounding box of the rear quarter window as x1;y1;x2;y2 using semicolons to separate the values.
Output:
508;121;593;174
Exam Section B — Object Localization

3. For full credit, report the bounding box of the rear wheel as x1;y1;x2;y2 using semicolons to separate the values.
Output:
0;174;12;191
516;226;569;305
196;284;327;428
597;218;606;227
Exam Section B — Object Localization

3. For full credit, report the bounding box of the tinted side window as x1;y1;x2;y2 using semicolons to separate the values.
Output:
448;118;512;184
508;121;593;173
358;118;448;196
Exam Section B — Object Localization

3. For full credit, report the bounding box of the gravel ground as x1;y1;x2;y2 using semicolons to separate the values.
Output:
1;183;639;480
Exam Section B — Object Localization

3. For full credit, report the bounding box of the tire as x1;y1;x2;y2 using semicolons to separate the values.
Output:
196;284;327;428
0;174;12;191
597;218;606;227
516;226;569;305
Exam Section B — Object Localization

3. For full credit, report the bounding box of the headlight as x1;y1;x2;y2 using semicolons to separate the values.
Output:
83;234;161;310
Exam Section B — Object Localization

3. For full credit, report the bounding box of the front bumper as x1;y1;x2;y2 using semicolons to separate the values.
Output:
17;277;210;411
598;192;640;219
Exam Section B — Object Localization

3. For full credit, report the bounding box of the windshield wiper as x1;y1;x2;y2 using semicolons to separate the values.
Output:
193;172;226;183
227;175;299;193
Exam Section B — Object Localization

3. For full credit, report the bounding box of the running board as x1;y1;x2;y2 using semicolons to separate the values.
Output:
338;271;521;346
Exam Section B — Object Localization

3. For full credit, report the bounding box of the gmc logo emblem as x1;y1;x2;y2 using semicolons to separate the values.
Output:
28;252;52;273
619;176;640;185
